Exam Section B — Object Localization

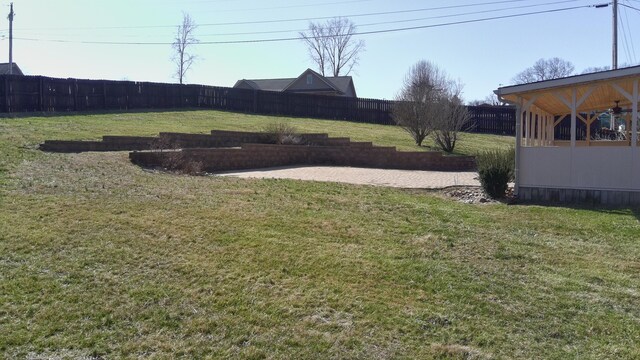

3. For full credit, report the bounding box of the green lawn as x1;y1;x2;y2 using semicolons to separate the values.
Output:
1;110;639;359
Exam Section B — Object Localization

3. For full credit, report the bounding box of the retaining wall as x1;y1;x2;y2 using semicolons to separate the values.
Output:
39;136;157;152
41;129;477;172
129;143;476;172
39;130;346;153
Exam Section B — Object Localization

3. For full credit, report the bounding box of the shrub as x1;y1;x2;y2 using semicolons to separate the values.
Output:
149;135;204;175
150;135;177;152
431;96;472;153
152;150;203;176
181;160;204;176
393;60;472;149
262;122;301;145
476;148;514;198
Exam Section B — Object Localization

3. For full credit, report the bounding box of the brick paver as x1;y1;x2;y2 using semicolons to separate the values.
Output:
217;166;480;189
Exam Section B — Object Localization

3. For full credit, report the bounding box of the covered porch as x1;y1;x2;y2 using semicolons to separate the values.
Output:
495;66;640;205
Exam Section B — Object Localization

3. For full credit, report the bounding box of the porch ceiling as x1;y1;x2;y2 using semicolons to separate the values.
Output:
495;66;640;115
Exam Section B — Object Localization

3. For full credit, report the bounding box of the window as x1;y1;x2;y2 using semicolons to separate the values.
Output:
306;74;313;85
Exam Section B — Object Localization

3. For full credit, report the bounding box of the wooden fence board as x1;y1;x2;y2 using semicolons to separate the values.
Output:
0;74;583;137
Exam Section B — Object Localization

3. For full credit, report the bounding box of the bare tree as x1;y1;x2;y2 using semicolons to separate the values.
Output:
299;17;365;76
432;89;472;153
484;93;506;106
581;65;611;74
172;13;199;84
392;61;451;147
299;23;329;76
512;57;575;84
581;63;632;74
468;93;506;106
324;18;365;76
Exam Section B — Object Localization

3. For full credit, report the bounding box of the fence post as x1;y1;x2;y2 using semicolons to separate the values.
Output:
103;81;107;110
3;76;7;113
253;90;258;113
73;79;78;112
39;76;44;111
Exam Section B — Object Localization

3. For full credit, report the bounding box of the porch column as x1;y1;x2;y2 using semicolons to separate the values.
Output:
537;110;542;147
633;79;638;148
514;99;523;196
570;88;577;147
523;108;529;146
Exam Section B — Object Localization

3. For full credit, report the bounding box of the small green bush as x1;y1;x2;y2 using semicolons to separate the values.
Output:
476;148;514;198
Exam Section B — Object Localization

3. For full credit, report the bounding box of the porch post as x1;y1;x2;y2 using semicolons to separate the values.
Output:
523;107;529;146
537;110;543;146
514;98;523;196
633;79;638;148
570;88;577;147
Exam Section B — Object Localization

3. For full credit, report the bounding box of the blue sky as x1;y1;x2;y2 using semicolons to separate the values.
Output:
2;0;639;102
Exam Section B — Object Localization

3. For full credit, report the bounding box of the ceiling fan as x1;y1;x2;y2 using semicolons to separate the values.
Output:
609;100;631;115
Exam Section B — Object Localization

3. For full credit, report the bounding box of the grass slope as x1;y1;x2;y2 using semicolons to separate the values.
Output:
1;111;638;359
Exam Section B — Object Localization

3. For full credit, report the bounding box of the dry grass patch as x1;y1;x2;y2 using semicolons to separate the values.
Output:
1;112;639;358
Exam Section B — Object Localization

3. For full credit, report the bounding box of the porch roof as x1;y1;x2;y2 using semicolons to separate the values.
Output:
495;65;640;115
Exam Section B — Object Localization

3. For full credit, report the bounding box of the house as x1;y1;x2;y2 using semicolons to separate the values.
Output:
494;65;640;205
0;62;24;75
234;69;357;98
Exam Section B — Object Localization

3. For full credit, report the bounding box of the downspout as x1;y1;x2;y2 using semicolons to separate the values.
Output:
494;90;521;197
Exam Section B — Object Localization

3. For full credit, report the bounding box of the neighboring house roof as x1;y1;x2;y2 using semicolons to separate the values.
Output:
234;69;357;97
235;78;296;92
325;76;357;97
0;62;24;75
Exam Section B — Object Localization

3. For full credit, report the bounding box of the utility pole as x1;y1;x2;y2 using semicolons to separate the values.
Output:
7;2;14;75
612;0;618;70
611;0;619;130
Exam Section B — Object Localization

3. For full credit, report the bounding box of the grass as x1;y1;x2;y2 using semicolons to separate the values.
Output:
1;110;639;359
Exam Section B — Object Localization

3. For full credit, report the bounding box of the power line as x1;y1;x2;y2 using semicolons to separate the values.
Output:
8;5;594;46
1;0;583;39
175;0;561;27
186;0;588;37
619;12;633;64
620;0;637;62
204;0;376;13
620;2;640;10
5;0;545;31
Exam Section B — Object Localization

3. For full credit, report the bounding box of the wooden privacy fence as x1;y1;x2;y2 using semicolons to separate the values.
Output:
0;74;396;125
0;74;521;135
466;105;516;135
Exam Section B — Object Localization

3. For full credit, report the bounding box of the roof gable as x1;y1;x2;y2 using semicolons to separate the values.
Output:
232;69;357;97
283;69;341;94
234;78;295;92
325;76;357;97
0;62;23;75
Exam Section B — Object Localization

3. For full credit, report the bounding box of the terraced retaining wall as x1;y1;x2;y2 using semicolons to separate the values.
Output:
40;129;476;172
129;143;476;172
39;130;351;153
